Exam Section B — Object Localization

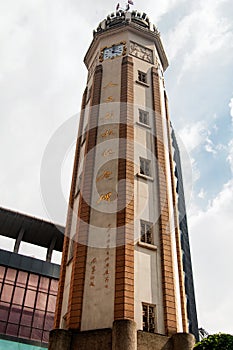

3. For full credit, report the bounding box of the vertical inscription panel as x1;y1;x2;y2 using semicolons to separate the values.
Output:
81;57;122;330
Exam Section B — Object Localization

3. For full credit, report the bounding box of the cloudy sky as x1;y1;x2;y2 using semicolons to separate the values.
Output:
1;0;233;337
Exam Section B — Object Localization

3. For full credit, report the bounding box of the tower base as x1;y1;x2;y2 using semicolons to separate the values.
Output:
49;320;195;350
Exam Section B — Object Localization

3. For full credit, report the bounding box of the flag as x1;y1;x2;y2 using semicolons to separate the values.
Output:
116;3;120;10
128;0;134;5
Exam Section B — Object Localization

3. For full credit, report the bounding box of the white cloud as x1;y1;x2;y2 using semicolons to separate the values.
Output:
229;98;233;121
204;136;217;155
189;178;233;334
216;144;227;151
198;188;206;199
226;97;233;173
227;140;233;174
188;95;233;332
165;0;233;79
190;157;200;183
178;121;207;152
212;124;218;132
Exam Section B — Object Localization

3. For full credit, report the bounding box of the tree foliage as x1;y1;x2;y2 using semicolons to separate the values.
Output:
195;333;233;349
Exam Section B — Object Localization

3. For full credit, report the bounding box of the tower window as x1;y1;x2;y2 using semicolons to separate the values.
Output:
138;70;147;84
142;304;156;333
81;125;87;146
75;172;82;198
86;87;92;104
140;158;151;177
68;238;74;262
139;109;149;125
140;220;153;244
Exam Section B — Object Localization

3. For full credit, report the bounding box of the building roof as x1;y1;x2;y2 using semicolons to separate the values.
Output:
0;207;64;252
0;248;60;278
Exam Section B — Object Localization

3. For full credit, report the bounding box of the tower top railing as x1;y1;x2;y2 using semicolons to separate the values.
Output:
93;10;160;37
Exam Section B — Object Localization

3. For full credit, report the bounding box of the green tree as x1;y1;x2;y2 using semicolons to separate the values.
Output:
195;333;233;349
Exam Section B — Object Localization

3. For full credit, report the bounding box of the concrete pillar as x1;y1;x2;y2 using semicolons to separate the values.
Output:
171;332;195;350
49;329;72;350
112;320;137;350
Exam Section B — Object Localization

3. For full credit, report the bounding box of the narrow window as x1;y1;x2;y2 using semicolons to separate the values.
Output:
140;158;151;177
139;109;149;125
81;125;87;146
86;87;92;104
140;220;153;244
67;192;80;262
138;70;147;84
68;239;74;262
142;304;156;333
75;172;82;198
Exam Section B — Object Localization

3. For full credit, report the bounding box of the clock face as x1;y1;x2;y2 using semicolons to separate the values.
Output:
103;44;124;60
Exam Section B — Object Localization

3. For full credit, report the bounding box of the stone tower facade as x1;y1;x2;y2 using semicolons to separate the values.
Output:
49;10;197;350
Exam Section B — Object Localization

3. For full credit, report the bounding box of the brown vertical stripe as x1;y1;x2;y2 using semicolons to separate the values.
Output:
151;67;178;335
164;92;188;332
114;56;134;320
54;87;88;329
66;65;103;330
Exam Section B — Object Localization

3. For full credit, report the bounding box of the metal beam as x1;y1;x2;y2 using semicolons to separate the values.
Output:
46;235;57;262
13;228;25;253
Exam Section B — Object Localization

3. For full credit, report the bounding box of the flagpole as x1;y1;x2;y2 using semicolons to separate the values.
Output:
115;0;134;12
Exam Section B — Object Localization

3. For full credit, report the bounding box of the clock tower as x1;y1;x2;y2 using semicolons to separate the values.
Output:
49;10;197;350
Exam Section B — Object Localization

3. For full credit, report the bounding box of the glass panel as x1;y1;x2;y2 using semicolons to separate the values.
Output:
0;266;5;282
24;290;36;308
145;162;150;176
50;279;58;295
19;325;31;339
141;222;145;232
141;222;145;242
139;110;149;125
5;269;17;284
47;294;56;312
36;292;47;310
44;312;54;331
140;160;144;174
6;323;18;336
13;287;25;305
8;305;21;324
39;277;49;292
0;321;6;334
28;274;39;290
21;307;33;326
0;302;10;321
42;331;49;343
31;328;43;341
1;284;14;302
141;234;145;242
17;271;28;287
32;310;45;329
